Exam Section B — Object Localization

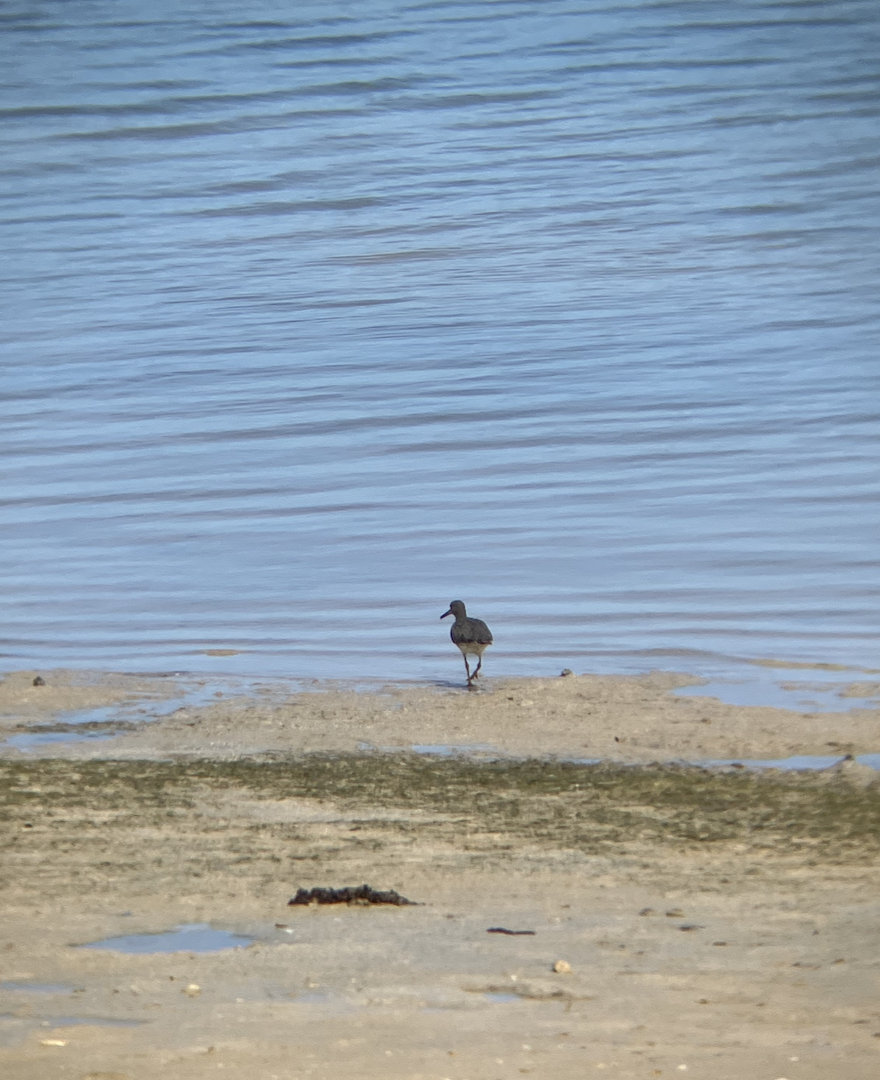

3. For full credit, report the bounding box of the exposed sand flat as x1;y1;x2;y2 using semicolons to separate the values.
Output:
2;668;879;762
0;669;176;727
0;670;879;1079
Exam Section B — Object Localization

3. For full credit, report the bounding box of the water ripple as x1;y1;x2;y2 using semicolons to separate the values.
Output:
1;0;878;678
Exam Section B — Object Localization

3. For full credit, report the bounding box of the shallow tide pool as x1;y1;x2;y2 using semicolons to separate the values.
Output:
80;923;254;955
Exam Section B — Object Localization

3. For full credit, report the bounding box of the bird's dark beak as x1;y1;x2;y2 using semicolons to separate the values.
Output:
440;609;452;620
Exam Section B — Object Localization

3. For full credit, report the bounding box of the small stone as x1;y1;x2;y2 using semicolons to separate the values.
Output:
32;676;45;686
184;983;201;996
40;1039;67;1046
665;908;684;917
552;960;572;974
639;908;655;916
560;669;573;677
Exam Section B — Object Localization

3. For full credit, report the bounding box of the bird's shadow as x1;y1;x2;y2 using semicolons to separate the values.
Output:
429;677;492;692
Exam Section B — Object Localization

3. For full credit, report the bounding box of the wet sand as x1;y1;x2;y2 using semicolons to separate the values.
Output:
3;667;880;763
1;669;879;1079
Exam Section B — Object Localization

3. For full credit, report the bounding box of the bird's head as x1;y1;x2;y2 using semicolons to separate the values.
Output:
440;600;467;620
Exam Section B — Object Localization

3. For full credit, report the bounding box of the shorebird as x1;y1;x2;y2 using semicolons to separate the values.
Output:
440;600;493;687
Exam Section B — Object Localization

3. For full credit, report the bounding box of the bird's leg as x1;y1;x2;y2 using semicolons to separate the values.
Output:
472;654;483;678
462;653;472;683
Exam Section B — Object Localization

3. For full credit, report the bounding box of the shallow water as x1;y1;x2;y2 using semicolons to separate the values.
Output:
2;0;879;681
0;672;291;750
701;754;873;770
2;730;117;751
80;923;253;954
409;742;498;756
676;668;880;712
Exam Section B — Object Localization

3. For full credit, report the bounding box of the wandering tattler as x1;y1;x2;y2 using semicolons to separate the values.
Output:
440;600;493;687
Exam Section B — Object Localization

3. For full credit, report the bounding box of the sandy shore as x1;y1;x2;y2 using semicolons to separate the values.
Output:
1;669;879;1079
3;667;880;763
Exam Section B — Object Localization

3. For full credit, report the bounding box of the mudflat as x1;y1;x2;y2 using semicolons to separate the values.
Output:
1;669;879;1079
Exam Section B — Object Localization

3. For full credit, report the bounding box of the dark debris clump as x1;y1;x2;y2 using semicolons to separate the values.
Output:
288;884;418;907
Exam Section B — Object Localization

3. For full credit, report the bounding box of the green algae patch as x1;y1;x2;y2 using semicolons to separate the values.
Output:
1;756;879;865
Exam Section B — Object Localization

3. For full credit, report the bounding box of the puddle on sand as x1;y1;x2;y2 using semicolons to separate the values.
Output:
4;731;116;751
410;743;498;757
0;982;74;993
676;671;880;713
79;923;253;954
406;744;880;773
483;992;521;1004
561;752;880;772
1;701;131;751
1;675;284;752
702;754;880;772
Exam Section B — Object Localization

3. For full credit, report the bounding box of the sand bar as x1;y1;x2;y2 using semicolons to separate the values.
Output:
1;669;879;1079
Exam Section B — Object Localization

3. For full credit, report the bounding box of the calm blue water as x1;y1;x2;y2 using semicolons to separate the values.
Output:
2;0;879;681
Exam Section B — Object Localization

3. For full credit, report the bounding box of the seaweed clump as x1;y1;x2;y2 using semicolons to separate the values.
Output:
288;884;418;906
